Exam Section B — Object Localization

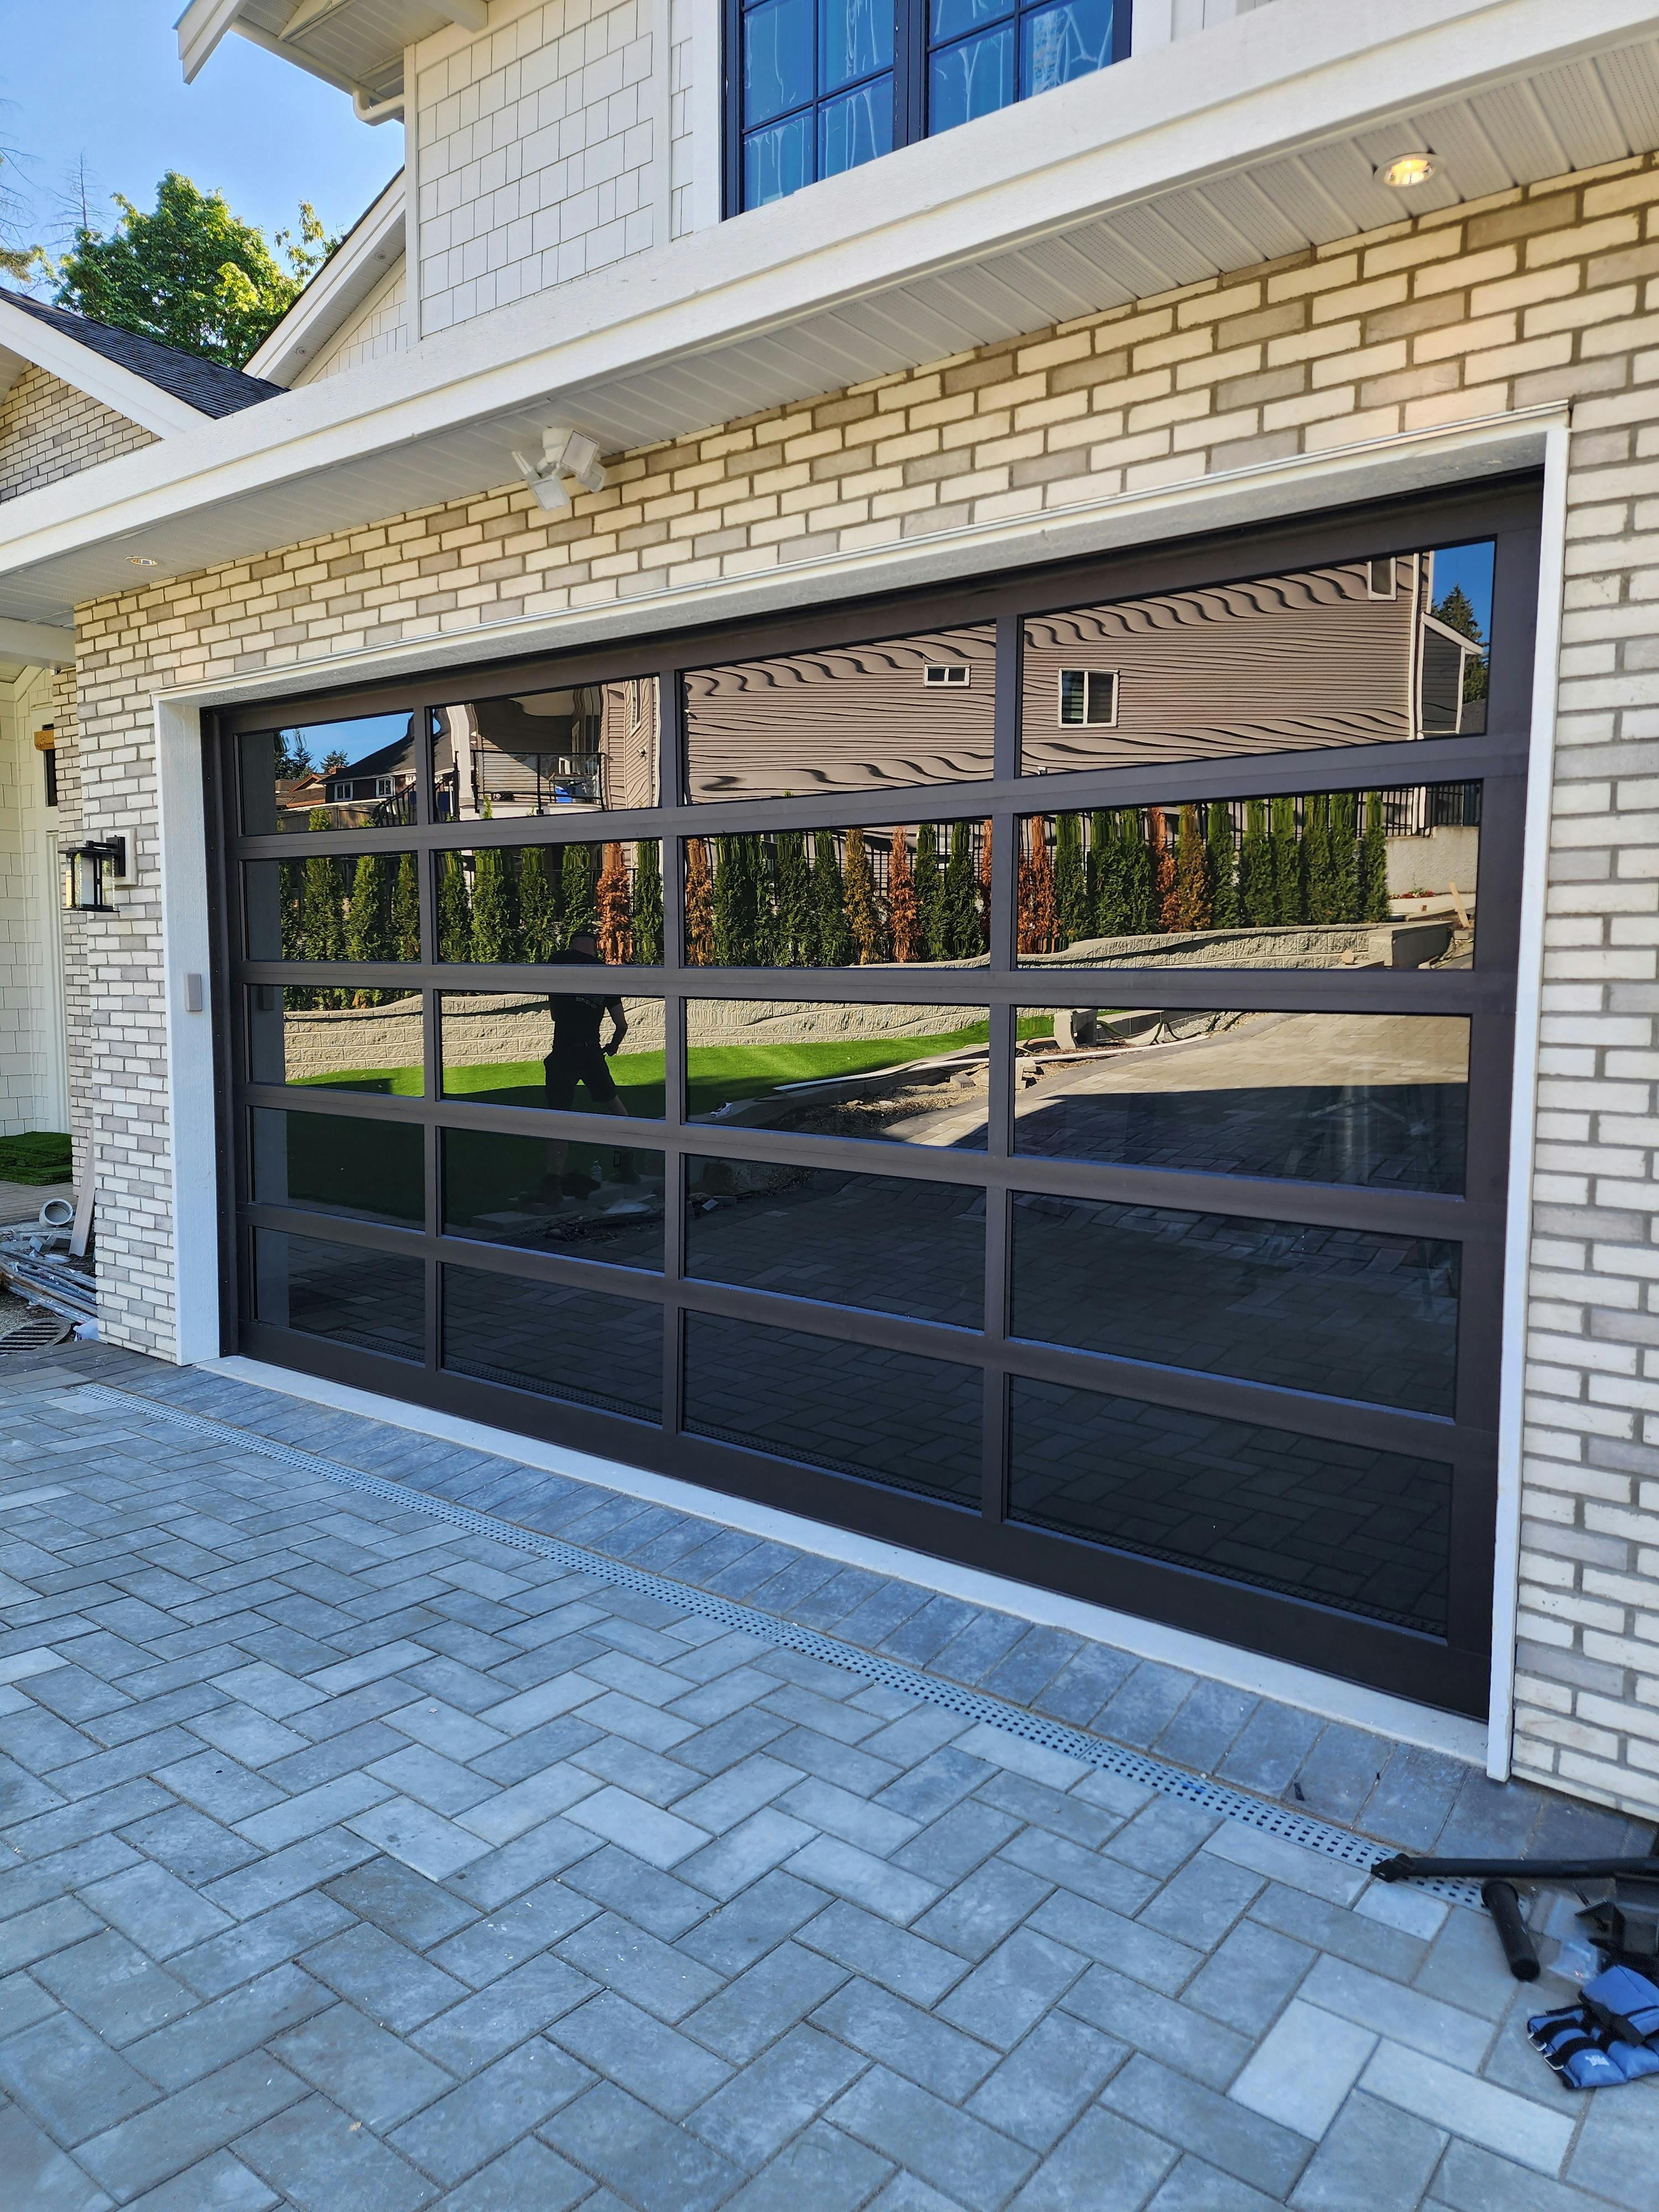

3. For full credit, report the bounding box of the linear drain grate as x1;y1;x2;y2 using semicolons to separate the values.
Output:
69;1382;1482;1908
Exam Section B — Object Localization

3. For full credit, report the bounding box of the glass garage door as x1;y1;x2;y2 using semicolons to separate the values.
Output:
213;483;1538;1714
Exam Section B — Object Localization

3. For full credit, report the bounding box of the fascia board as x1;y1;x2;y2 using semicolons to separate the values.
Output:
176;0;248;83
0;299;209;437
9;0;1659;592
0;347;27;405
244;174;408;386
0;617;75;667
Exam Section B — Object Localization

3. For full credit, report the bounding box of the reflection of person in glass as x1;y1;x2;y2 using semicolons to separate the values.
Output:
542;931;631;1196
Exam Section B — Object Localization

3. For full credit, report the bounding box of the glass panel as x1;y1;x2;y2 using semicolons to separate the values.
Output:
1015;786;1479;970
1020;540;1497;775
744;0;816;125
745;111;814;206
431;680;659;821
820;79;894;177
244;852;421;966
442;1267;662;1420
1020;0;1113;94
440;990;665;1119
928;25;1015;133
685;819;990;968
250;1108;424;1228
1008;1376;1451;1634
246;986;424;1097
1011;1196;1459;1415
442;1126;665;1269
686;999;988;1148
252;1228;424;1363
822;0;894;89
687;1159;983;1325
930;0;1013;41
1013;1009;1468;1193
434;841;662;965
685;625;994;801
238;714;420;835
685;1313;982;1502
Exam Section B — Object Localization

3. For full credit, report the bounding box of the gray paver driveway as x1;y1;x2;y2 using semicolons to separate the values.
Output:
0;1361;1654;2211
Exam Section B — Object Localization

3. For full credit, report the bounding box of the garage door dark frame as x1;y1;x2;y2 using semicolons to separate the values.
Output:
205;476;1541;1715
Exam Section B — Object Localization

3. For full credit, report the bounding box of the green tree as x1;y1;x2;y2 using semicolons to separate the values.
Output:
343;853;389;963
1330;790;1359;921
469;844;519;963
915;822;943;959
518;847;561;961
1207;801;1239;931
1239;799;1274;926
1054;813;1089;948
1086;811;1107;933
774;831;812;964
50;173;336;368
392;852;420;963
750;835;779;966
300;846;347;1005
560;843;596;945
1302;794;1338;924
714;834;760;965
436;851;472;963
941;819;981;958
1433;582;1489;708
631;841;664;963
1360;791;1391;922
1270;795;1301;924
811;831;852;965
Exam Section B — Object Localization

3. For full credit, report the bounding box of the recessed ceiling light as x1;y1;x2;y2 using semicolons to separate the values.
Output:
1379;153;1436;189
127;555;158;567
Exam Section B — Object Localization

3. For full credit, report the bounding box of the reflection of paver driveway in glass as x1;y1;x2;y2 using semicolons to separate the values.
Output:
1014;1012;1469;1190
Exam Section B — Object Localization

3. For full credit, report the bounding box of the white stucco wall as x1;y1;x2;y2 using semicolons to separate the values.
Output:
0;665;67;1139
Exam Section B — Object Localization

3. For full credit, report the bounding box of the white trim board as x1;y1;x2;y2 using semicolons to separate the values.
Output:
0;298;208;440
205;1353;1488;1765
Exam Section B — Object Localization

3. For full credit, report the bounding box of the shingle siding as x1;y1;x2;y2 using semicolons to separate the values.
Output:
62;152;1659;1815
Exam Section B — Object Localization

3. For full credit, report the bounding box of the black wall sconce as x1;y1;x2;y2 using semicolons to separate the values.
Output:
63;837;127;912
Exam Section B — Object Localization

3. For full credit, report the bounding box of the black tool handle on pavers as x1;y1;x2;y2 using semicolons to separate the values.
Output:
1373;1854;1659;1884
1481;1880;1540;1981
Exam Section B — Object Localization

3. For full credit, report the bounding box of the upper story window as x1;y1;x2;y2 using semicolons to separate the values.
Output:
733;0;1127;210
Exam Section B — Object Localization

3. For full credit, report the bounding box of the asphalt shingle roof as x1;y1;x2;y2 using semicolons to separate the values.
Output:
0;288;283;418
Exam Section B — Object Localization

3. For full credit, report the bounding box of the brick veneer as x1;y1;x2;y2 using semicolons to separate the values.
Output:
0;366;154;505
64;152;1659;1813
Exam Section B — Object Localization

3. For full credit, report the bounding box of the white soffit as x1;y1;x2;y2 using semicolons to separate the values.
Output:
178;0;476;102
18;0;1659;626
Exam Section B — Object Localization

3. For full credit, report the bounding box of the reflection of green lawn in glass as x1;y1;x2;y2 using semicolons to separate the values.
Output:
441;1052;667;1120
687;1023;992;1116
298;1066;424;1097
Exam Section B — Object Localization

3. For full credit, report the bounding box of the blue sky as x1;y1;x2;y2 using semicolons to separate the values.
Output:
1;3;403;263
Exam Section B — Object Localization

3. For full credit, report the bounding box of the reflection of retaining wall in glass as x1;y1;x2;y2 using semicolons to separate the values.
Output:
263;995;425;1082
1025;917;1465;971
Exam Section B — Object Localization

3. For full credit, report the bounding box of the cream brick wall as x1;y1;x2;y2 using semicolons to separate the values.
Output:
0;366;154;504
66;154;1659;1813
415;0;658;334
294;259;410;386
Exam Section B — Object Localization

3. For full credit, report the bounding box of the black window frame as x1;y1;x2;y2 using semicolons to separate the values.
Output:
723;0;1135;215
205;476;1540;1716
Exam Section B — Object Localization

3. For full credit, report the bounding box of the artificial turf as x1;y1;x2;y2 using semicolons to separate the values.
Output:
0;1131;72;1185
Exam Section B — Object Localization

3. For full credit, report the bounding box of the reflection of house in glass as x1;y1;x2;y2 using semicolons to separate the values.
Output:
434;680;659;818
268;715;421;831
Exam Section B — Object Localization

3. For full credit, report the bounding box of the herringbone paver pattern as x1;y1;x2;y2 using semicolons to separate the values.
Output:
0;1357;1653;2209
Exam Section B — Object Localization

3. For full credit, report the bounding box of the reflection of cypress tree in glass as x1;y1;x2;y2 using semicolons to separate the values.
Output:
1207;802;1238;930
1270;795;1301;924
774;831;811;965
392;852;420;963
437;851;472;963
915;822;943;959
469;846;519;963
1151;808;1177;930
843;827;886;963
888;828;921;962
596;841;633;964
752;835;779;967
1360;792;1390;922
812;831;853;966
684;838;714;966
518;847;561;962
1239;799;1273;926
941;820;980;958
632;841;664;964
301;848;347;979
977;820;993;949
1086;811;1106;933
1330;791;1359;921
714;834;756;964
560;843;596;946
343;854;390;1004
1171;803;1211;932
1054;813;1088;949
1019;818;1057;955
1302;794;1337;924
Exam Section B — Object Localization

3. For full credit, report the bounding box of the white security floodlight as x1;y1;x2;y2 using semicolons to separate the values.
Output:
512;426;608;512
